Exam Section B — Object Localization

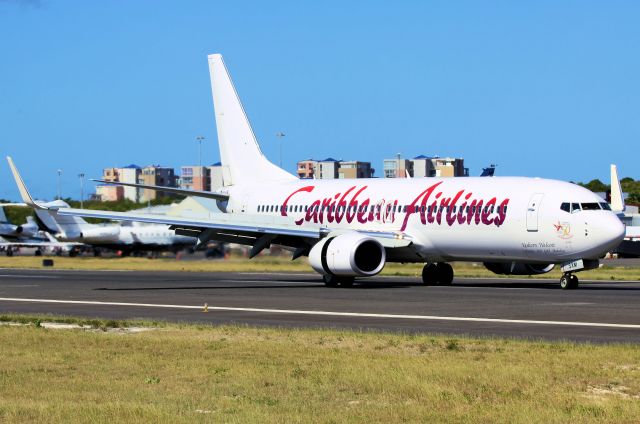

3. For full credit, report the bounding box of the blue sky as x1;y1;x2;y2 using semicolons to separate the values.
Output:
1;0;639;200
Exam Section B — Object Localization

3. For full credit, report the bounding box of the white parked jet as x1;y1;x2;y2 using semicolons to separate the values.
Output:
7;54;625;289
4;198;196;256
0;205;38;240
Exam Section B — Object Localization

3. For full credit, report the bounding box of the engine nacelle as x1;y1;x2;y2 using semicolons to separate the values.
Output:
484;262;555;275
79;226;121;243
309;232;386;277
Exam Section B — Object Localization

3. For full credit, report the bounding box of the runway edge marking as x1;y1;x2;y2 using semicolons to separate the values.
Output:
0;297;639;329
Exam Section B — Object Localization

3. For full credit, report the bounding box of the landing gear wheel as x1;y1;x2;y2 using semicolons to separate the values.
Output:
436;263;454;286
34;249;42;257
421;264;439;285
339;277;354;288
323;275;354;288
560;273;579;290
323;274;338;287
6;248;13;257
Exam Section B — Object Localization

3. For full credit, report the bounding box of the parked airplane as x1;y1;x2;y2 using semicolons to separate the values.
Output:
7;54;626;289
0;205;38;240
0;205;82;255
610;164;640;257
4;198;196;256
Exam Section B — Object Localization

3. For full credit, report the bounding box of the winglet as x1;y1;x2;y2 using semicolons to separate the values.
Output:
6;157;50;210
610;164;625;212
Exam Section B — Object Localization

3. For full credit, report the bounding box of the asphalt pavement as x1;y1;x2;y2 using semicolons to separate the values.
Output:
0;268;639;343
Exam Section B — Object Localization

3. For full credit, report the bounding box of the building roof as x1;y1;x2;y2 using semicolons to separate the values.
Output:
321;157;340;162
123;164;141;169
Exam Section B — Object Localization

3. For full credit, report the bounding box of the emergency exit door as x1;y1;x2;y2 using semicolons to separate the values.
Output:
526;193;544;232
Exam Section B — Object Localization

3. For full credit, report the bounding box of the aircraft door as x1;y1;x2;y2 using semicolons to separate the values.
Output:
526;193;544;232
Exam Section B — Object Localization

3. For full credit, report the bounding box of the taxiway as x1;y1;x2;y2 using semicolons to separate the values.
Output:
0;269;639;343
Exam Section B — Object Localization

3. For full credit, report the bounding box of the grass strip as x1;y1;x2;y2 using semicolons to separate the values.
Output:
0;317;638;423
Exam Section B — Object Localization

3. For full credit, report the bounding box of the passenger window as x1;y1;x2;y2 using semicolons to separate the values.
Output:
560;203;570;213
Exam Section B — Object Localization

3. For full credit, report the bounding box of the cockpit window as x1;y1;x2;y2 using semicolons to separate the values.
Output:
571;203;581;213
560;202;570;213
599;202;612;211
581;202;601;210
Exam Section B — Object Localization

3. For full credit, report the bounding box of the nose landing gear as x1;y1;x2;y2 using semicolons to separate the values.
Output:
559;273;579;290
422;263;454;286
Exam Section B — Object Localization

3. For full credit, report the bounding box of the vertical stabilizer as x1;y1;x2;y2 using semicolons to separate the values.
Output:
610;164;625;212
208;54;296;186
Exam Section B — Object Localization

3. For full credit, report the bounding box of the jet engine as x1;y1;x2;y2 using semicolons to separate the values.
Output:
79;226;121;243
309;232;386;277
483;262;555;275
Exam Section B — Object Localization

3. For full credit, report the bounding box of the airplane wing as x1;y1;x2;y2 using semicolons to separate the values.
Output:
91;179;230;201
8;156;412;258
55;207;412;251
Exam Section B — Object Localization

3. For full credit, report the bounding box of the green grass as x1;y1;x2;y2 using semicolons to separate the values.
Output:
0;318;639;423
1;255;639;281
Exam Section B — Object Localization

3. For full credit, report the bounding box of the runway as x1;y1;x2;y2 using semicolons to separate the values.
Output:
0;269;639;343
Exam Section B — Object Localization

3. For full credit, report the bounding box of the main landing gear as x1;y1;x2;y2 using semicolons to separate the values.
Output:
559;273;579;290
323;274;355;288
421;263;454;286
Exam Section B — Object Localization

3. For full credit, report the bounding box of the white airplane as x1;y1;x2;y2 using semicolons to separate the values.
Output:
610;164;640;257
7;54;625;289
0;205;82;256
3;198;196;256
0;204;38;240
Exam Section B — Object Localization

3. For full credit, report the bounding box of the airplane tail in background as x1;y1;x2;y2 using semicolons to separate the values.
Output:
208;54;296;186
610;164;625;212
6;157;92;237
34;200;92;236
0;207;7;224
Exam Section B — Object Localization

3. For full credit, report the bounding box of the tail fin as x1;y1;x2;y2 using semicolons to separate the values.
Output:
34;200;92;235
610;164;625;212
6;157;90;235
208;54;296;186
0;207;6;224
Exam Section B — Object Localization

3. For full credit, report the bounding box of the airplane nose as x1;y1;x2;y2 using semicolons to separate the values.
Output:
593;213;626;252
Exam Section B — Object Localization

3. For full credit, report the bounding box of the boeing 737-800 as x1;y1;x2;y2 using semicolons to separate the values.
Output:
7;54;625;289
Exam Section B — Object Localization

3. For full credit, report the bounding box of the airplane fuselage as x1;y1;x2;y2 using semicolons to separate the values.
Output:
224;176;624;264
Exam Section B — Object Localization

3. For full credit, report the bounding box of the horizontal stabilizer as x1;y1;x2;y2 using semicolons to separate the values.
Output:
92;179;230;201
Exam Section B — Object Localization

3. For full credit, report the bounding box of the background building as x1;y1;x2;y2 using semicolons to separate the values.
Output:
95;184;124;202
297;158;374;179
383;155;413;178
98;164;141;201
180;166;211;191
338;161;374;179
208;162;225;190
383;154;468;178
140;165;176;201
411;155;467;177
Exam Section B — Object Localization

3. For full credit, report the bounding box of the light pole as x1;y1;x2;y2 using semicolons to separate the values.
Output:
78;173;85;208
56;169;62;200
276;132;286;167
196;135;205;168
